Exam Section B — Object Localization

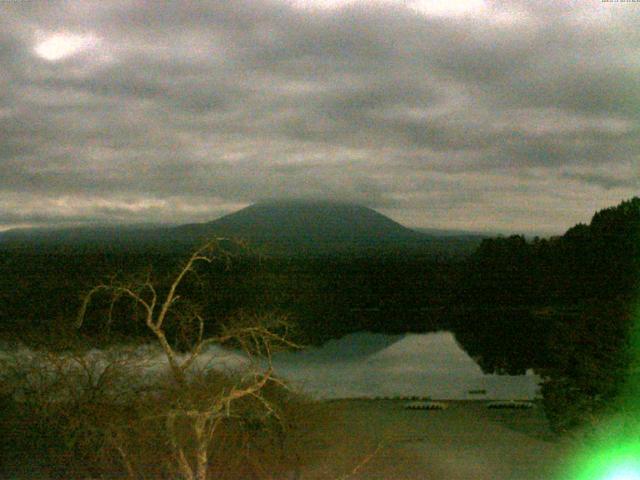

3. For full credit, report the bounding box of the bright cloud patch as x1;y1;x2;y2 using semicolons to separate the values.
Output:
407;0;486;17
34;32;98;61
289;0;487;16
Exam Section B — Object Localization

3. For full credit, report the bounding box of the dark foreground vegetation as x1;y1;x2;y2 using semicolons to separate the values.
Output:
0;242;334;479
0;197;638;477
0;361;319;480
0;244;465;346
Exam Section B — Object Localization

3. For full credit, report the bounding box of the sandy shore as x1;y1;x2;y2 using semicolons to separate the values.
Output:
296;399;574;480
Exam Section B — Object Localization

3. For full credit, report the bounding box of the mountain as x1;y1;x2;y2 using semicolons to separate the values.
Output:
0;200;482;256
175;200;424;248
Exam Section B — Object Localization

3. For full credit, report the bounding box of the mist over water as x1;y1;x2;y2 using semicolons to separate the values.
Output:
1;331;539;401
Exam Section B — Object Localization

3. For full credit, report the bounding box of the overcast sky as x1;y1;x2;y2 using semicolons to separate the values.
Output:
1;0;638;235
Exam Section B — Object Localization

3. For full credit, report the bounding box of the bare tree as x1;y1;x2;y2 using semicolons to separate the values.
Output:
77;239;298;480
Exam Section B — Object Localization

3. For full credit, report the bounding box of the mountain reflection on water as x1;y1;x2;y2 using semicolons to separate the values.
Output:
271;331;541;400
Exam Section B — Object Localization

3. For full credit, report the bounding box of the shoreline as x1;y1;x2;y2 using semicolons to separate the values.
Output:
297;398;572;480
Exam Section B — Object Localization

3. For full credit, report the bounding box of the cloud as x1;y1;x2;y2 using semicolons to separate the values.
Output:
0;0;638;234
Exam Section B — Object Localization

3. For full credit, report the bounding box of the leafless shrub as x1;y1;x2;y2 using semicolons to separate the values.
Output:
0;344;148;478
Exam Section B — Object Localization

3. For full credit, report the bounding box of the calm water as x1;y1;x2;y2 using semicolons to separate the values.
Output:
271;331;541;400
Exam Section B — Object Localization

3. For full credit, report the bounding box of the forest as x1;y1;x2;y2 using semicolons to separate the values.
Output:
455;197;639;431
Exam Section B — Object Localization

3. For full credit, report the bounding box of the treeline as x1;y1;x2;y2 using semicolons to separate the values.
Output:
462;199;639;306
453;197;639;431
205;255;461;342
0;246;463;346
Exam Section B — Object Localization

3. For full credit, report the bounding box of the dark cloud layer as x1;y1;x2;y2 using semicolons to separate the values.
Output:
0;0;638;234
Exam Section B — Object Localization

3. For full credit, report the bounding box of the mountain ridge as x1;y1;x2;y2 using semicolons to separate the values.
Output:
0;200;483;256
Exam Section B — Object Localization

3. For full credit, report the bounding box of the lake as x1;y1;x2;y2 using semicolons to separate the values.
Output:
271;331;541;400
